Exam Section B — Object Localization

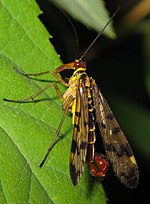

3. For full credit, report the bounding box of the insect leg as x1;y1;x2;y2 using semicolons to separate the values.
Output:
16;68;68;86
3;82;63;102
39;95;73;167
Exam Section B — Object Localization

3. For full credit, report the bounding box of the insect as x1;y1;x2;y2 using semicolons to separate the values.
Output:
39;59;139;188
3;10;139;188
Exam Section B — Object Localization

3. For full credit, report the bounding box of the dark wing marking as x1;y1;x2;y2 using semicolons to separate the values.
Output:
91;78;139;188
70;79;89;186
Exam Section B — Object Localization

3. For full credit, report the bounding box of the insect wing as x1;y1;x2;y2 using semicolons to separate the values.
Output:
70;79;89;186
91;79;139;188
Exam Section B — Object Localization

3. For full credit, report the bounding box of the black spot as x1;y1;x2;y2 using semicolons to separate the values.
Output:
70;164;78;186
120;167;139;188
112;127;120;134
105;143;133;158
74;123;80;131
105;143;116;152
77;148;80;155
71;140;77;154
107;113;114;120
116;149;124;157
120;143;133;157
84;121;88;126
75;111;81;117
117;144;132;157
80;141;88;149
101;122;106;129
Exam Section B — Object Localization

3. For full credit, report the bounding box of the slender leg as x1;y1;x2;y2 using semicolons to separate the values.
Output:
16;68;68;87
39;95;73;167
3;82;63;102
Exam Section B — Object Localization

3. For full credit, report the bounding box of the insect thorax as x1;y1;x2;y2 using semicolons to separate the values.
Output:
63;68;87;121
63;67;86;98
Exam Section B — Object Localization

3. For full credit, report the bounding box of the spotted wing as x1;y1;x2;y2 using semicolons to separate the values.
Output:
70;79;89;186
91;78;139;188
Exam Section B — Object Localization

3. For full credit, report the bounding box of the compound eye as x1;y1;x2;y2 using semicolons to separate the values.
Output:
75;62;80;67
74;60;87;68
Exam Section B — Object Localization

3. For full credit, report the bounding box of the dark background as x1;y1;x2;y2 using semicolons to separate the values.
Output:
36;1;150;203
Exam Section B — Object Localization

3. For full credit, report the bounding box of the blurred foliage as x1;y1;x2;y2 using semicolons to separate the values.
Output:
49;0;116;37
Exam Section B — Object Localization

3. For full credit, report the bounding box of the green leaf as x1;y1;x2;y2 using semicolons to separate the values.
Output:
49;0;116;38
0;1;107;203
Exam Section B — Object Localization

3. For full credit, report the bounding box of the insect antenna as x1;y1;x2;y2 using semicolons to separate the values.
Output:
80;7;120;60
55;5;79;59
